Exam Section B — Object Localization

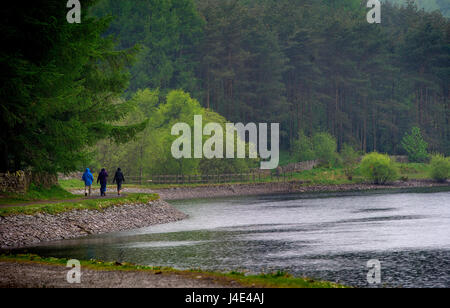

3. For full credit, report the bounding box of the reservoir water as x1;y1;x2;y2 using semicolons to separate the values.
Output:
12;190;450;287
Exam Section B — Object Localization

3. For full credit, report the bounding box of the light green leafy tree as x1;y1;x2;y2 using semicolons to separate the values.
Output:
401;127;429;163
94;89;258;176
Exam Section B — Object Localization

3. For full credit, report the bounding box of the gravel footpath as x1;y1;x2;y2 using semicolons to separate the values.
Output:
71;180;450;201
0;261;232;288
0;200;188;249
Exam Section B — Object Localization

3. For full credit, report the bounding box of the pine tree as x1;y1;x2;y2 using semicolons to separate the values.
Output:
401;127;429;162
0;0;145;173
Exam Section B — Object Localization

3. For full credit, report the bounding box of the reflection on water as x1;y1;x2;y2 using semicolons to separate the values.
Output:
7;190;450;288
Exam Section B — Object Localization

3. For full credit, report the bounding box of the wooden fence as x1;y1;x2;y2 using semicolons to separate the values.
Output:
125;172;295;185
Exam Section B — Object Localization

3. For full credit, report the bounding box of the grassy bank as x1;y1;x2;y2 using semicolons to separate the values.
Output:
0;193;159;217
0;254;347;288
59;179;101;190
0;185;75;205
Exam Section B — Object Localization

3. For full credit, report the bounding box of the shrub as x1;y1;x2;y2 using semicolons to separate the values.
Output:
340;144;360;180
401;127;429;163
429;154;450;183
312;132;338;167
360;152;398;185
292;131;339;168
292;131;316;162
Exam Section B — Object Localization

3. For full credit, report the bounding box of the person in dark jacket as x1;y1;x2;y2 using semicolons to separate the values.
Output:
113;168;125;196
97;168;108;196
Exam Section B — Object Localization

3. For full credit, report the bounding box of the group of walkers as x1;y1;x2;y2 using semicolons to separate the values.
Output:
81;168;125;197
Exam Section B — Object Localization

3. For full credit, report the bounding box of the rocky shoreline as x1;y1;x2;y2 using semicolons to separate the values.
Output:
78;179;449;201
0;199;187;249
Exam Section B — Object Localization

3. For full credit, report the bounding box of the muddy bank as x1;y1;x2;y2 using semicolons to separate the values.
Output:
0;200;187;249
71;180;450;201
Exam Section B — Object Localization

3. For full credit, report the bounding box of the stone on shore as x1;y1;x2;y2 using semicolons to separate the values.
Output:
0;200;187;249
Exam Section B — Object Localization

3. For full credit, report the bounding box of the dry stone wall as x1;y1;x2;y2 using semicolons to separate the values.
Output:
0;171;58;194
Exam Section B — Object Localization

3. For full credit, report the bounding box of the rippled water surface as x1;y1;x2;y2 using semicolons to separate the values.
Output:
13;191;450;287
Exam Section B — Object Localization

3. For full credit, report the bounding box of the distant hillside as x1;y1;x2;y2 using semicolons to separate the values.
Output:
383;0;450;17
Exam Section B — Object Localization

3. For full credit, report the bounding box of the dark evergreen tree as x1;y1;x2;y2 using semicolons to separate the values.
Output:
0;0;144;173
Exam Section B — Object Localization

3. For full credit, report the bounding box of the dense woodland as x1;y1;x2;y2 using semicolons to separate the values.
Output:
1;0;449;175
92;0;450;158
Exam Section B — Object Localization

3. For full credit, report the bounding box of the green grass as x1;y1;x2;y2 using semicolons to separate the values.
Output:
59;179;100;190
395;162;431;180
289;168;360;185
0;254;347;288
216;270;345;288
0;193;159;217
0;184;76;205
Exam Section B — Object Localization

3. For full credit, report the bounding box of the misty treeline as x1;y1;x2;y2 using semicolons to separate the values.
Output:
385;0;449;17
1;0;448;175
93;0;449;158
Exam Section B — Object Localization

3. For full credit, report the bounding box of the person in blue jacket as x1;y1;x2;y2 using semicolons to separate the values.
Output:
82;168;94;197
